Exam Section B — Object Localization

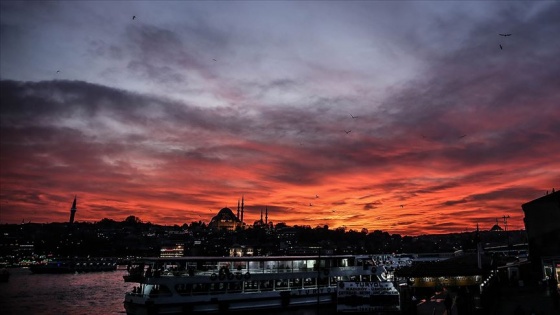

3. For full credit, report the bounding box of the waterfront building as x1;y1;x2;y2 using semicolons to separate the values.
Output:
395;253;489;289
521;189;560;282
229;244;254;257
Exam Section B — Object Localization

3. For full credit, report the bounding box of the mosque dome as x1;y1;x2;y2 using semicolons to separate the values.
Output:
490;224;503;232
212;207;239;222
209;207;241;231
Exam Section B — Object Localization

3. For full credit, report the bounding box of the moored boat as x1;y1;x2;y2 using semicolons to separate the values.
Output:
123;255;403;314
29;258;117;274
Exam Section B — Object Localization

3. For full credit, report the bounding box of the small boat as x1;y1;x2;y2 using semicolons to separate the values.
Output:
123;254;403;314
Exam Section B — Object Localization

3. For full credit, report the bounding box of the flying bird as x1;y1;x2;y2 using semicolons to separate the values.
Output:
458;135;466;139
213;59;217;61
56;70;60;73
499;44;503;50
498;33;511;36
315;194;319;198
344;130;352;134
350;114;358;119
400;205;404;208
132;15;136;20
309;203;313;206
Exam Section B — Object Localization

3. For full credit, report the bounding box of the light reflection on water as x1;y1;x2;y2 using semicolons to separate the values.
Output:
0;268;133;315
0;268;335;315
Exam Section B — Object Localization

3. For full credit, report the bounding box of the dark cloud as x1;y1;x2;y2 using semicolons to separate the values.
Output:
468;187;542;203
119;21;232;87
1;3;559;234
363;201;382;210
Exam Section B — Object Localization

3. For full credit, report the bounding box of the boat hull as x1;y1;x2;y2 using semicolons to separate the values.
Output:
124;288;337;315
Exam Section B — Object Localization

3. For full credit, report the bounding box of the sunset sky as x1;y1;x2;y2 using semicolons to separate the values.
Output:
1;1;559;235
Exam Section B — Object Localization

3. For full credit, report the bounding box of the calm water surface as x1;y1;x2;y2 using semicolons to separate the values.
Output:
0;268;133;315
0;268;334;315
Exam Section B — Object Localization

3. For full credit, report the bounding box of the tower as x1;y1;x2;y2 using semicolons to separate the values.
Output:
265;206;268;225
241;195;244;224
237;199;240;220
69;196;77;224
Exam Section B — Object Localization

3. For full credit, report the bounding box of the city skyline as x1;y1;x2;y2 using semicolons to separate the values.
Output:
1;2;559;235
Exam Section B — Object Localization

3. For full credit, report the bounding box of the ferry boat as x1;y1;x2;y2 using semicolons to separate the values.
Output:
123;255;402;314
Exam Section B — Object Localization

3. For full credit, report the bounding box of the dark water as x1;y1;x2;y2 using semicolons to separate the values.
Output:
0;268;334;315
0;268;134;315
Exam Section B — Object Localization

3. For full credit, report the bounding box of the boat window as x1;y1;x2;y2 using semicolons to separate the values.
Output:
149;284;172;297
260;280;273;291
292;260;304;271
175;283;192;296
248;261;261;273
233;262;245;272
288;278;300;289
210;282;227;294
276;279;289;290
228;281;242;293
303;277;316;288
264;261;275;272
244;280;258;292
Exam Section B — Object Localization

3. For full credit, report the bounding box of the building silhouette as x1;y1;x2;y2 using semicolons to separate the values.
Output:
521;189;560;277
253;207;271;229
208;207;242;231
208;196;245;231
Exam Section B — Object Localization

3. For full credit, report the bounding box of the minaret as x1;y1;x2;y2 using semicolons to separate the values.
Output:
237;199;240;220
241;195;244;224
260;209;263;223
476;223;482;269
69;196;77;224
265;206;268;225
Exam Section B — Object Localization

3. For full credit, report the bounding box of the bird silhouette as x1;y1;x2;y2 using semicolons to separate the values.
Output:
213;59;217;61
498;33;511;36
400;205;404;208
56;70;60;73
315;194;319;198
458;135;466;139
350;114;357;119
132;15;136;20
344;130;352;134
499;44;503;50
